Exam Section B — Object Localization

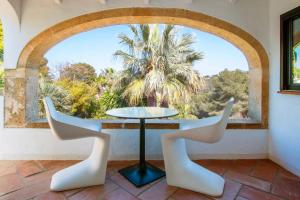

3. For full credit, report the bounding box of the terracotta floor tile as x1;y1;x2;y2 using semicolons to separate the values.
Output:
38;161;79;171
239;186;284;200
216;179;242;200
68;179;119;200
224;170;271;192
110;173;153;196
138;179;178;200
228;160;257;175
0;173;23;196
104;188;138;200
0;161;19;177
235;196;249;200
195;160;211;167
19;179;52;199
0;159;298;200
106;161;136;177
198;160;228;176
204;160;235;175
62;188;83;197
23;169;57;186
18;161;45;178
0;179;51;200
33;191;66;200
170;188;213;200
250;159;278;182
277;168;300;181
271;172;300;200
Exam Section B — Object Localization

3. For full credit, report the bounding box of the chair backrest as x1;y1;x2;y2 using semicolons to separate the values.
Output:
181;98;234;143
218;97;234;132
43;97;98;140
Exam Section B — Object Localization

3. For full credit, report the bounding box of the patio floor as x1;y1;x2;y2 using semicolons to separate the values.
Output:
0;159;299;200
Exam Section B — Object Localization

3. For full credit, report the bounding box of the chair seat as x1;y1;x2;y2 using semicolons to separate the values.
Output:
161;98;234;197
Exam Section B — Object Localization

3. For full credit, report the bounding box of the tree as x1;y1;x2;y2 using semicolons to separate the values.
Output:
59;63;97;84
57;79;98;118
92;90;127;119
0;21;3;62
292;45;300;82
191;69;249;118
114;24;205;107
294;67;300;81
39;58;54;81
90;67;128;118
0;69;4;93
95;67;117;95
39;80;72;117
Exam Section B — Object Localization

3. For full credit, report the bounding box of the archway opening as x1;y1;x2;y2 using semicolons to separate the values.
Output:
40;24;249;121
4;8;268;128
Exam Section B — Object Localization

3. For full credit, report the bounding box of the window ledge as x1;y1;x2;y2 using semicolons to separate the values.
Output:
278;90;300;95
26;118;266;129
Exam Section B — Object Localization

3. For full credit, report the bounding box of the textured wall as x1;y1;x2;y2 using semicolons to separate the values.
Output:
269;0;300;177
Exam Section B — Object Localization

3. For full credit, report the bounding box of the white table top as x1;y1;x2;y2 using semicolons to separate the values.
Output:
106;107;179;119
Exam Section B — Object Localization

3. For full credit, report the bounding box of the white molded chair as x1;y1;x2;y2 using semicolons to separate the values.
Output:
161;98;234;197
43;97;110;191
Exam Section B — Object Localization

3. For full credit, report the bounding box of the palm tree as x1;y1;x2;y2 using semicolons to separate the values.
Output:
114;24;205;107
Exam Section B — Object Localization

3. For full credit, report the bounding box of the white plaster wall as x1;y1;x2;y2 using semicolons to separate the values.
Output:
1;0;270;69
0;96;268;160
269;0;300;176
0;0;22;68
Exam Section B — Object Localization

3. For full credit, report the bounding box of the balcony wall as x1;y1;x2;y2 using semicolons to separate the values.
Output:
0;96;268;160
269;0;300;177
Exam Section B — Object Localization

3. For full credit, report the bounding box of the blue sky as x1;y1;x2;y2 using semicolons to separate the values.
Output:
45;24;248;76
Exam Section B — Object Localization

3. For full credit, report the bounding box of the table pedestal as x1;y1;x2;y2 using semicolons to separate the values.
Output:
118;119;165;187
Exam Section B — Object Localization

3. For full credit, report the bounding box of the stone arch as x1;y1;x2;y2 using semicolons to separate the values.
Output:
5;8;268;128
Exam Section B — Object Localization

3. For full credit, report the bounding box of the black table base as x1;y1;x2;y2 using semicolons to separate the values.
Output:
118;162;165;187
118;118;165;187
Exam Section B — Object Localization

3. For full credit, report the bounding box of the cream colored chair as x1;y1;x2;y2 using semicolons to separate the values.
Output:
161;98;234;197
43;97;110;191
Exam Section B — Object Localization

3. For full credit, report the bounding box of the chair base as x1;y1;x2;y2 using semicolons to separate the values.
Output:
165;161;225;197
162;136;225;197
50;159;106;191
50;137;109;191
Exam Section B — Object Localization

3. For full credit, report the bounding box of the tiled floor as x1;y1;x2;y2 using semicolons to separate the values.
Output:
0;159;299;200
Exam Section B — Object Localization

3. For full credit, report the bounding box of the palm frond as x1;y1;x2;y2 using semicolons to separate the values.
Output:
128;24;139;38
122;79;145;105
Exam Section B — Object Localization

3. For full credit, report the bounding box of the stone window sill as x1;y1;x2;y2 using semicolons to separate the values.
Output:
26;119;265;129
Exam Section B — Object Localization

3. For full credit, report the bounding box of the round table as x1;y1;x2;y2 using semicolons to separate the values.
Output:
106;107;178;187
